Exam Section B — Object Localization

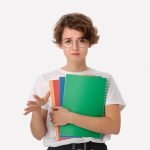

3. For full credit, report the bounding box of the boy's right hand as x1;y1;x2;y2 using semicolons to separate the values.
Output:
24;91;50;115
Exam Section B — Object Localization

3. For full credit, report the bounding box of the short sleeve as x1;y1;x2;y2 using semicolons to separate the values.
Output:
106;75;126;110
28;76;49;110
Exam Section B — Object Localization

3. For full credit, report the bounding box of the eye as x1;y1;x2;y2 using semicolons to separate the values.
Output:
79;38;87;43
63;39;72;44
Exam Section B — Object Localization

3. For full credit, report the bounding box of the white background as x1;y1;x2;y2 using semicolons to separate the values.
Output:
0;0;150;149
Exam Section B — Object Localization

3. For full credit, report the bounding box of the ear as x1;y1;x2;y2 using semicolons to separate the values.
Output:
88;44;92;48
57;43;63;49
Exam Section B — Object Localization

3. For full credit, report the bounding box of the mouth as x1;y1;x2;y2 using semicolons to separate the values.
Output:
71;53;80;56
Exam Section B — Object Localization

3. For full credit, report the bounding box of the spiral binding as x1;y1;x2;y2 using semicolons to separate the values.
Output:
103;77;109;116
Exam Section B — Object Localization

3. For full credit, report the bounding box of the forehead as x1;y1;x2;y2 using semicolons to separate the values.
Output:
62;27;83;39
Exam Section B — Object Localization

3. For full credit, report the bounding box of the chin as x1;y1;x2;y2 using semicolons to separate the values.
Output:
70;58;84;63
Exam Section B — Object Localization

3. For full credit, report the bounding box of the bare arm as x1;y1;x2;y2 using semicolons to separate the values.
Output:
24;91;50;140
69;104;121;134
51;104;121;135
30;109;47;140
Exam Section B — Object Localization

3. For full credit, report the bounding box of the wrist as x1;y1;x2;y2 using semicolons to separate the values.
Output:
32;107;41;115
68;112;75;124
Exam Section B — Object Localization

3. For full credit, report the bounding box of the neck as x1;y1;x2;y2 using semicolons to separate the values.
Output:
61;61;88;72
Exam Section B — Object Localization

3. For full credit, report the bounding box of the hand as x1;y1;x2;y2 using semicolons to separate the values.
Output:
50;106;73;127
24;91;50;115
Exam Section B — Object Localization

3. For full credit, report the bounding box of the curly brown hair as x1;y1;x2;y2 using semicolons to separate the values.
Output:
53;13;99;46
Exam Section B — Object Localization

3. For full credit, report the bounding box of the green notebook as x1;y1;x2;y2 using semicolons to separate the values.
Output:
60;74;108;139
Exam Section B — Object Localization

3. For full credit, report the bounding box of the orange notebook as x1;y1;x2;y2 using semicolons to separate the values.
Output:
49;80;59;140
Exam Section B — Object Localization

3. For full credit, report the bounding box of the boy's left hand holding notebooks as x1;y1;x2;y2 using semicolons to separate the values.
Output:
50;106;72;126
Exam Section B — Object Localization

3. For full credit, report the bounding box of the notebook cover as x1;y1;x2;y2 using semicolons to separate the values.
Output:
60;74;108;139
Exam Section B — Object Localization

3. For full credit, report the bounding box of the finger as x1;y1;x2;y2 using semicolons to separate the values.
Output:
25;104;37;109
45;91;50;99
51;106;62;110
50;116;54;121
51;119;56;124
33;95;41;101
27;101;37;106
53;123;59;127
33;95;44;106
50;115;53;119
84;74;93;76
24;105;36;112
23;110;31;115
23;112;29;115
44;91;50;103
24;107;32;112
24;106;34;115
24;108;36;115
49;111;53;116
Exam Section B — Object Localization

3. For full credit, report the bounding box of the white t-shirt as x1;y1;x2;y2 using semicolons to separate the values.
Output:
29;68;126;147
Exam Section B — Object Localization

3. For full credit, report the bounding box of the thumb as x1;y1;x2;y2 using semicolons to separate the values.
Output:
44;91;50;103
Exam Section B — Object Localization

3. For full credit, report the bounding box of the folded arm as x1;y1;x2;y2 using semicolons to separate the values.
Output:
51;104;121;135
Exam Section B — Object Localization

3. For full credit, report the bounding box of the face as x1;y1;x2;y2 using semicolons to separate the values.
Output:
58;27;90;63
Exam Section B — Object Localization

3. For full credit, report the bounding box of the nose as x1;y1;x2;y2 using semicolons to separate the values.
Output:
72;41;79;50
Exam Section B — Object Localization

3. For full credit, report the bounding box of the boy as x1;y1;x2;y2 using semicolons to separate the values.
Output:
24;13;125;150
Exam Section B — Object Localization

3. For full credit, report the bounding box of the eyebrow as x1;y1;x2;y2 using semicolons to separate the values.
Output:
62;37;85;40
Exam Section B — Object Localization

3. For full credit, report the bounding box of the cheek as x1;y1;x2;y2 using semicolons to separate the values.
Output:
82;49;88;57
63;50;69;57
85;50;88;55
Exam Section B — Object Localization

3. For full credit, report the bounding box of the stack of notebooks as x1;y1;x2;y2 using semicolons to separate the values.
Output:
49;74;108;141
